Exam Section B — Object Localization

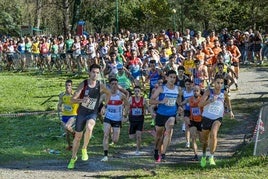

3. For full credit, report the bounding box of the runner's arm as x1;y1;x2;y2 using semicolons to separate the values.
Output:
122;94;130;118
71;81;86;104
57;92;64;112
225;92;234;118
198;89;211;107
100;84;112;105
149;86;164;105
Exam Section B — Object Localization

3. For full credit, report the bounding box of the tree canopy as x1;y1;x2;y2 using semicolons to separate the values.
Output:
0;0;267;36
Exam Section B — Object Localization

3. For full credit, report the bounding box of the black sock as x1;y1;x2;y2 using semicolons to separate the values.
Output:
161;154;165;159
154;149;159;160
104;150;108;156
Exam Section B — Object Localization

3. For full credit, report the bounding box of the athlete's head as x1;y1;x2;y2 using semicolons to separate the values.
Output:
109;78;118;84
166;70;177;84
184;78;193;89
149;59;156;68
89;64;101;80
214;74;224;89
217;63;224;72
65;79;72;92
177;65;185;75
134;86;142;96
193;85;201;97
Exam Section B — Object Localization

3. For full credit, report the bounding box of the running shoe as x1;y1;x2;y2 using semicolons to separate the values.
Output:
182;123;186;132
185;142;190;148
161;154;166;162
81;148;88;161
200;156;206;168
67;156;77;169
101;156;108;162
155;155;161;163
192;155;198;161
209;156;216;166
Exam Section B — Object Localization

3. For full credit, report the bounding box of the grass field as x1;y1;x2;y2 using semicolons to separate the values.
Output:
0;68;268;178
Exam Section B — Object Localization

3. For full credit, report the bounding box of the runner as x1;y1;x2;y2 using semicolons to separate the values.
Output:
67;64;111;169
199;74;234;167
116;63;135;96
145;59;163;98
180;85;203;160
192;59;208;92
180;79;194;148
101;78;129;162
58;80;79;151
128;86;149;155
150;70;180;162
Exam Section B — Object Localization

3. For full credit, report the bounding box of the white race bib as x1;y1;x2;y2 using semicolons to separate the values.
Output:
81;97;97;110
208;102;221;115
166;98;176;106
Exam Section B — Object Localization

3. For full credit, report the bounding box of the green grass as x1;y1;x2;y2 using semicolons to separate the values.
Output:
0;71;85;113
0;68;268;178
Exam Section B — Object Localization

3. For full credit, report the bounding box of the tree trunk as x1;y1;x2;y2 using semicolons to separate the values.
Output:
34;0;42;35
62;0;70;37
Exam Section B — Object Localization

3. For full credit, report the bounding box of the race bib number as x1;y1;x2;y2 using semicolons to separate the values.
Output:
191;107;201;116
108;108;117;113
63;105;72;112
166;98;176;106
208;102;221;115
132;108;142;116
81;97;97;110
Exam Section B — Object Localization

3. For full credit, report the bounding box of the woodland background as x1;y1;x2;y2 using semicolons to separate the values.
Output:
0;0;267;36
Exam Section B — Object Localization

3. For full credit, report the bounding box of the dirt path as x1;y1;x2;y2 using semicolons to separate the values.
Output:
1;66;268;178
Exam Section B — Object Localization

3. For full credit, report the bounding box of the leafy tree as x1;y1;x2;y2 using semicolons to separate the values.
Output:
0;1;22;36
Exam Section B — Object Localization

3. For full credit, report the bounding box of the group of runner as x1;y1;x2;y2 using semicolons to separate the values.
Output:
58;67;234;169
0;28;267;74
45;28;267;169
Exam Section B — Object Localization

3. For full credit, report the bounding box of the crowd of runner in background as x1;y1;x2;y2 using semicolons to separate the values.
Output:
0;28;267;75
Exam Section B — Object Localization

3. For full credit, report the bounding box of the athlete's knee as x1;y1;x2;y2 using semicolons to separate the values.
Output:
164;129;173;137
136;131;142;138
210;132;217;140
86;122;95;132
74;132;83;141
112;135;119;143
103;130;110;140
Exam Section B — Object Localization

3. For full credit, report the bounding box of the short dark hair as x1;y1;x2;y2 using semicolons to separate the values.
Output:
214;74;224;80
166;70;177;76
177;65;185;71
185;78;193;83
134;86;141;90
149;59;156;64
89;64;101;72
109;78;118;83
65;79;72;84
217;62;224;67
